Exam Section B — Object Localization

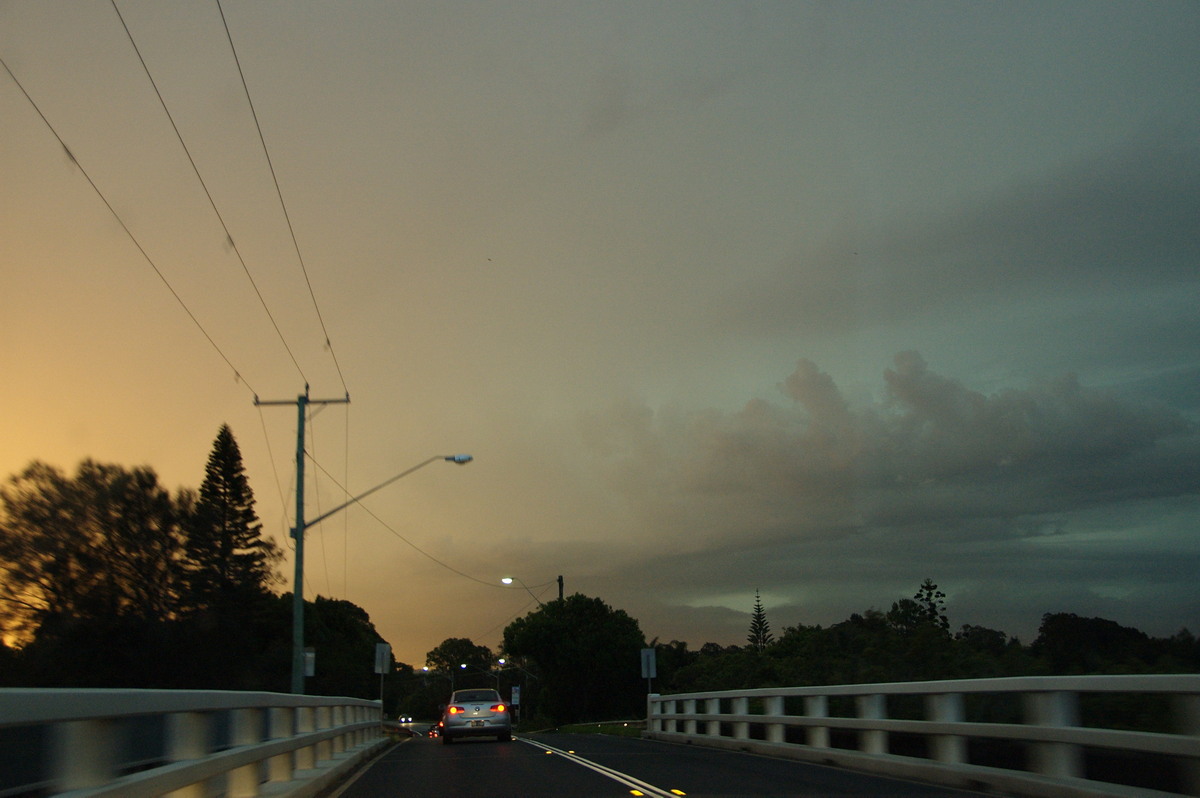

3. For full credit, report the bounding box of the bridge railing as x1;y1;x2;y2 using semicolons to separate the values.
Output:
0;688;389;797
646;674;1200;798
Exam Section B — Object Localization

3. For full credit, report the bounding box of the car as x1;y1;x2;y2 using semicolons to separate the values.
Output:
439;688;512;743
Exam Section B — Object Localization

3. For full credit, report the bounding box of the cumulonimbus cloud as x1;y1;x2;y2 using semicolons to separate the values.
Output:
582;352;1199;548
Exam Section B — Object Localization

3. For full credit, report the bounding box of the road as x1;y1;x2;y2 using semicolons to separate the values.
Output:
336;731;989;798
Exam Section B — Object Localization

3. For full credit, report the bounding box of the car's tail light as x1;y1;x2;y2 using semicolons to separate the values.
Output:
491;704;507;713
447;706;465;715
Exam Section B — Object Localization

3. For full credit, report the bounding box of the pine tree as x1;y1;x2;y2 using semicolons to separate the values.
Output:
747;589;774;652
185;425;280;612
914;578;949;632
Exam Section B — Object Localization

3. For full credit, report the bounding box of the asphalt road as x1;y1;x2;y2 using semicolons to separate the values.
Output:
335;732;990;798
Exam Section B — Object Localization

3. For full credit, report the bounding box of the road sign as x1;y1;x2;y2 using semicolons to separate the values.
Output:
640;648;657;679
374;643;391;675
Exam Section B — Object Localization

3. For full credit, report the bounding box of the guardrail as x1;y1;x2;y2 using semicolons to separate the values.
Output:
0;688;390;797
646;674;1200;797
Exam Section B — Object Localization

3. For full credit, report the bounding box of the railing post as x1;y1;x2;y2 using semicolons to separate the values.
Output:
1175;693;1200;796
805;695;829;748
166;711;209;798
706;698;721;737
647;694;661;733
331;705;346;754
267;706;293;784
1025;691;1082;779
665;699;678;733
295;706;316;771
315;706;333;763
927;692;965;765
51;719;115;791
857;694;886;755
765;695;785;744
732;697;749;740
683;699;697;735
229;708;262;798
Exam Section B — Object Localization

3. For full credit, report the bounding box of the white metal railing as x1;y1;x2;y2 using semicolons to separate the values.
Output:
0;688;390;797
646;674;1200;798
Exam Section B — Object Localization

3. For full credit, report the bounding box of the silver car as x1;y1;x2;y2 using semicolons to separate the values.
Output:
439;688;512;743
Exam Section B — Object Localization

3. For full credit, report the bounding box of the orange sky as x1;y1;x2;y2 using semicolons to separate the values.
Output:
3;1;1198;667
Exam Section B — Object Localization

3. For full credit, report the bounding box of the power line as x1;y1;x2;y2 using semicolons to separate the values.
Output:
1;53;256;396
110;0;310;386
215;0;349;395
306;456;501;588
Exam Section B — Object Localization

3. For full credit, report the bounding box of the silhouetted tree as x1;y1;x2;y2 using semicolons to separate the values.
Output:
0;460;192;643
503;594;645;724
305;596;390;698
184;425;280;613
914;578;949;632
747;589;774;651
425;637;495;686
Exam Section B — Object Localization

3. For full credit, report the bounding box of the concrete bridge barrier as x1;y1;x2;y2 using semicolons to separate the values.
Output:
647;674;1200;797
0;688;389;797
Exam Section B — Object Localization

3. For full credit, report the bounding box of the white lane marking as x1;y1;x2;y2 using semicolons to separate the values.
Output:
518;738;679;797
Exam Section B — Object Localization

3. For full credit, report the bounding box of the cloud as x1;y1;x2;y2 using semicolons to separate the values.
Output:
585;353;1197;541
717;136;1200;339
571;353;1200;640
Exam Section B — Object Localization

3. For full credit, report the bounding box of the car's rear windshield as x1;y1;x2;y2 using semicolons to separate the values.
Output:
454;690;498;703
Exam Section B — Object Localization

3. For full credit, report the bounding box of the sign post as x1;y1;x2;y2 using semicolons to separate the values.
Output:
640;647;657;694
375;643;391;720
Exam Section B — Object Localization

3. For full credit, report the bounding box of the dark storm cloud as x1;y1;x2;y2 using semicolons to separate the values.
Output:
580;351;1200;641
720;138;1200;337
583;353;1199;546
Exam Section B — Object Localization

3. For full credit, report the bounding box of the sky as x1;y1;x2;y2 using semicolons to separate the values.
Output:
2;1;1198;668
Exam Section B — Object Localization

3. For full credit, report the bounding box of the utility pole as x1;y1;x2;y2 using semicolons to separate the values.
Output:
256;385;350;693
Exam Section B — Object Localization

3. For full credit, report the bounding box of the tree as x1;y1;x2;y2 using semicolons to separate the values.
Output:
425;637;494;677
0;460;192;643
184;425;280;612
913;578;949;632
503;594;645;724
305;596;390;698
747;589;774;651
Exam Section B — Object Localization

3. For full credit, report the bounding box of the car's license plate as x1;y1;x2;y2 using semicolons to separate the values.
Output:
471;720;484;727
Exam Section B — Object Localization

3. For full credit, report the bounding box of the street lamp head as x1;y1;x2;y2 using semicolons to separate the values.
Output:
445;454;473;464
501;577;514;585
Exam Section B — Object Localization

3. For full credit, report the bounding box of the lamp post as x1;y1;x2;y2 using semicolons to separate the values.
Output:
286;452;472;693
501;575;563;606
459;662;500;688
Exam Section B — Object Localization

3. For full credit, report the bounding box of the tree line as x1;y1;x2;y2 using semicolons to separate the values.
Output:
0;427;387;695
3;436;1195;724
654;579;1199;697
401;579;1197;728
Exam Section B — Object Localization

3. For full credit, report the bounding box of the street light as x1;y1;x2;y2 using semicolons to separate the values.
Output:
288;453;472;693
459;662;500;688
501;575;564;606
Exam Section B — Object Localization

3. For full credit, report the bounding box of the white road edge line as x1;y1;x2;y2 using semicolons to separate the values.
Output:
517;737;678;798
